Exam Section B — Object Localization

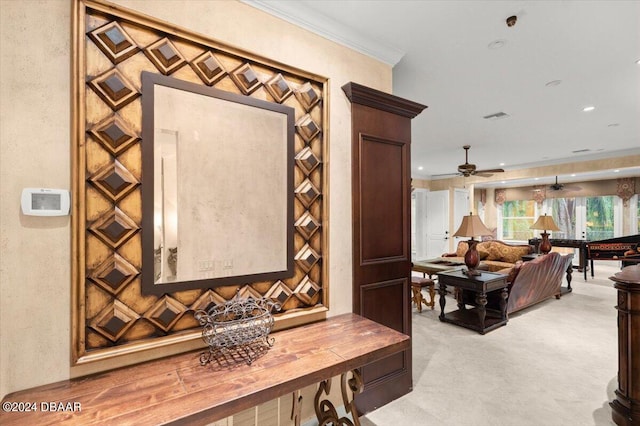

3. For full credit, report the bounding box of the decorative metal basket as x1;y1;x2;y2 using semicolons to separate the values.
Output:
194;295;280;366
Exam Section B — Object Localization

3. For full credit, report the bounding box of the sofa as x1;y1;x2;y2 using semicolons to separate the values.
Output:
459;251;574;315
443;240;533;272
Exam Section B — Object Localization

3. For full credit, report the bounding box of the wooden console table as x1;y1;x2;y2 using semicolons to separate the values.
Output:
529;237;588;274
0;313;409;425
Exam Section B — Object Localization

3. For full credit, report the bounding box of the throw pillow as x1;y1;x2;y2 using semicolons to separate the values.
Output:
500;246;531;264
456;241;469;257
487;243;502;261
477;247;490;260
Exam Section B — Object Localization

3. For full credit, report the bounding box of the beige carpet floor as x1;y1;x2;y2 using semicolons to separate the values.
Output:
362;261;622;426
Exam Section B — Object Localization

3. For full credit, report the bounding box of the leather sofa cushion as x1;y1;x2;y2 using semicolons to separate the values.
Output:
506;261;523;283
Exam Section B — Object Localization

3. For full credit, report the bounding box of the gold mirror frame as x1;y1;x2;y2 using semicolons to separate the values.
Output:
72;0;328;365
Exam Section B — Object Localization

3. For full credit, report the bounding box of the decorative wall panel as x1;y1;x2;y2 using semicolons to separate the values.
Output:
73;0;328;364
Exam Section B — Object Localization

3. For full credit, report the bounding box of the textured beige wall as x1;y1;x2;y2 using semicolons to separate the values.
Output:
0;0;73;401
0;0;392;399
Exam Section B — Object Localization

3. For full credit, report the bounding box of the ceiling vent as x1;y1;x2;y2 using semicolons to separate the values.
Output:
572;148;591;153
483;111;510;120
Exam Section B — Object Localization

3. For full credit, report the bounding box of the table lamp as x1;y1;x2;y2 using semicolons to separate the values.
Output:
453;212;493;276
530;213;560;254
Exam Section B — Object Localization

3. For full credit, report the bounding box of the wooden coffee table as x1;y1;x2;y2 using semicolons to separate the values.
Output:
412;258;465;278
436;269;508;334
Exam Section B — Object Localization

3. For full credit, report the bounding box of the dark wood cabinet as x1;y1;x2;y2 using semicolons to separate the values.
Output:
610;265;640;426
343;82;426;414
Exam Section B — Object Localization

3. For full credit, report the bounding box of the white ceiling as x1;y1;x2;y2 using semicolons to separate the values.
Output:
244;0;640;186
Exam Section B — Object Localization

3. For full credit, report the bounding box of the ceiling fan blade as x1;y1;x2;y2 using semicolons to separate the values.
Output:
474;172;494;177
431;172;461;178
474;168;504;174
564;184;582;191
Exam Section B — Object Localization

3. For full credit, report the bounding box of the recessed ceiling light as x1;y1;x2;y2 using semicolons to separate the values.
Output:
571;174;576;177
499;162;505;166
545;80;562;87
418;166;423;170
501;181;506;184
636;59;640;65
582;105;595;112
488;39;506;50
534;177;539;181
614;169;620;173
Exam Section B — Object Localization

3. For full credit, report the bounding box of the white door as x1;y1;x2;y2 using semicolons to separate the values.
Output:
411;189;428;261
453;188;470;247
574;198;587;241
425;190;449;258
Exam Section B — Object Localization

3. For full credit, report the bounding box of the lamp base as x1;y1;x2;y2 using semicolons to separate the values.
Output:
463;239;482;276
463;269;481;277
539;232;552;254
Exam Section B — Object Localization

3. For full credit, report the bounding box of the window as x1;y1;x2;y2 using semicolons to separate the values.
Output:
550;198;576;239
498;194;624;243
500;200;538;242
628;194;639;235
547;195;621;240
585;196;615;240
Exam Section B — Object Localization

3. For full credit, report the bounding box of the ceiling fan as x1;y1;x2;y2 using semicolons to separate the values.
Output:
548;176;581;192
448;145;505;177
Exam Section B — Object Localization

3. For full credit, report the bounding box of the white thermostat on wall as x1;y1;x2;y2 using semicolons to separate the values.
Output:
21;188;70;216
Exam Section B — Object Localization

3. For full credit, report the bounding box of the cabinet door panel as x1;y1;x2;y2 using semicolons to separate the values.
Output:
344;82;426;414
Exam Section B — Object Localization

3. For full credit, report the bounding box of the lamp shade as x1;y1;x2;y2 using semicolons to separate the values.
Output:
453;212;492;238
530;214;560;232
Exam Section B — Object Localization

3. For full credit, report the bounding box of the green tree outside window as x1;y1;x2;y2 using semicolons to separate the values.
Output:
586;196;614;240
502;200;536;241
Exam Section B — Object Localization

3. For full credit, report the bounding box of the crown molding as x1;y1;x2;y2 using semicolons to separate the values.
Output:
342;82;427;118
241;0;405;66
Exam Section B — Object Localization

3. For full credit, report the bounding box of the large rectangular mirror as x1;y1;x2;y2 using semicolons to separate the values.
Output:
141;72;295;295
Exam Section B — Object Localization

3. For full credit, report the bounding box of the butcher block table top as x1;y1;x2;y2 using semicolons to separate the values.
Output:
0;313;410;425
